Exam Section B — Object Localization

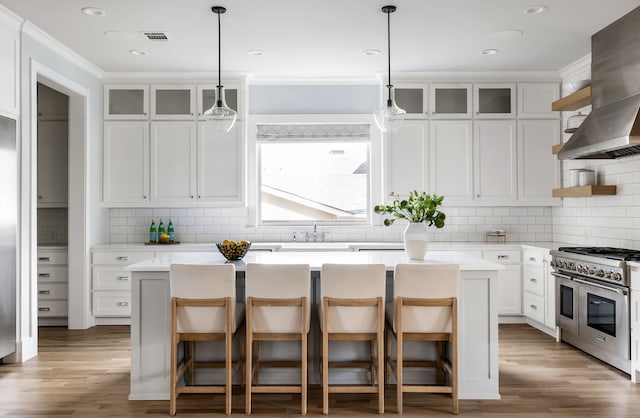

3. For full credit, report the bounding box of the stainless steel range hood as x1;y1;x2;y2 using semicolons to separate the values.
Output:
559;6;640;160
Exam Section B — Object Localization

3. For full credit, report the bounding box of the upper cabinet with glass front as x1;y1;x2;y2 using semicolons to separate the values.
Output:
474;83;516;118
429;83;472;119
197;84;243;120
104;85;149;120
150;85;196;120
393;84;428;119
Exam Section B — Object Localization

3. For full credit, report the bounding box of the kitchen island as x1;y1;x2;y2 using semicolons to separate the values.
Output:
126;251;503;401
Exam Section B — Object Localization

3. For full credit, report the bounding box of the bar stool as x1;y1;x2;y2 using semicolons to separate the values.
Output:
169;263;244;416
245;263;311;415
385;263;460;415
320;263;386;415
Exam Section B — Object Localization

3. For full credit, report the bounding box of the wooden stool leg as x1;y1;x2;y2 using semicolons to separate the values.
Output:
188;341;195;385
302;332;308;415
436;341;444;385
225;333;232;414
322;329;329;415
254;341;260;386
377;331;384;414
370;340;376;386
396;300;403;415
245;326;253;414
170;301;177;416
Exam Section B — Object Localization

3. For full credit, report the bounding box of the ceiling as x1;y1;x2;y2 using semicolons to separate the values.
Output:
2;0;640;78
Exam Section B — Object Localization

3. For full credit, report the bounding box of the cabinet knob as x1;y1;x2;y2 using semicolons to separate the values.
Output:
530;304;538;310
38;195;43;199
530;278;537;283
143;195;147;199
190;195;194;199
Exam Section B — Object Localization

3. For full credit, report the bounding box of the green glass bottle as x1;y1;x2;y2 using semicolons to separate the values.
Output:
158;219;165;236
149;219;157;243
168;219;175;242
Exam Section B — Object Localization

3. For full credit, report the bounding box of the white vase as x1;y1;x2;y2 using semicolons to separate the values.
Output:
403;222;428;260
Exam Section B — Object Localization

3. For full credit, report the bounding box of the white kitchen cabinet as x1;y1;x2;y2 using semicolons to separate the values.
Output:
38;248;68;326
521;246;556;336
393;84;429;119
543;253;555;329
103;121;150;205
37;120;68;207
197;84;242;119
197;122;244;204
150;121;197;204
91;250;154;323
517;83;560;119
630;265;640;383
429;83;472;119
0;19;19;116
104;84;149;120
517;120;561;205
474;120;517;203
428;120;473;205
483;249;521;319
474;83;516;119
384;120;428;199
150;84;196;120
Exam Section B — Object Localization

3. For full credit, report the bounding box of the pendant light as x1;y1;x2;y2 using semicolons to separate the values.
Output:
204;6;237;132
373;5;406;133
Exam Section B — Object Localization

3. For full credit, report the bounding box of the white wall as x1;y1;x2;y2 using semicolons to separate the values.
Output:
553;54;640;248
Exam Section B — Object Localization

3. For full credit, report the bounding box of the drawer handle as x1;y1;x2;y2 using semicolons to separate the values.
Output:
39;273;51;278
39;290;51;295
529;278;538;283
115;256;129;262
529;257;537;262
497;255;509;260
117;276;130;281
39;257;51;262
529;304;538;310
117;302;129;307
39;307;51;312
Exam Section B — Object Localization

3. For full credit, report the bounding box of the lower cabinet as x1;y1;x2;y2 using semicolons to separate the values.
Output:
522;246;556;336
37;248;68;326
91;251;154;323
483;249;522;319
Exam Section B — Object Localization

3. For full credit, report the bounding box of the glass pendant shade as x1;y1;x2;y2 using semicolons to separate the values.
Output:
204;86;237;132
374;86;406;133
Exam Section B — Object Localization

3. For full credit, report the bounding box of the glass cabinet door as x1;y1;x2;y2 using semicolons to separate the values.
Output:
104;85;149;120
474;83;516;118
429;83;472;119
197;84;240;119
150;85;196;119
393;85;428;118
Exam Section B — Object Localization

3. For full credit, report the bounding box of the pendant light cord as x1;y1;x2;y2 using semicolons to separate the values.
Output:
386;8;392;107
217;9;223;107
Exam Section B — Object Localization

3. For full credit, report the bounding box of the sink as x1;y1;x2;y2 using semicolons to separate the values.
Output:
278;242;351;252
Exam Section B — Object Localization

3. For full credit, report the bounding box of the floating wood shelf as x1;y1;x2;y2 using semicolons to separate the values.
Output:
551;143;564;155
551;86;592;111
552;185;616;198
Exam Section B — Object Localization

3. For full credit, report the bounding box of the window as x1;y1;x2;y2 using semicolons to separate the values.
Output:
258;124;370;224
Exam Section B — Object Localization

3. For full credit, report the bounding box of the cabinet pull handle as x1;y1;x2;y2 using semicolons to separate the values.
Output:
117;302;129;307
529;304;537;310
530;278;537;283
39;257;51;262
529;257;537;262
116;256;129;261
39;307;51;312
497;255;509;260
143;195;147;199
190;195;194;199
117;276;129;281
39;290;51;295
38;195;43;199
39;273;50;278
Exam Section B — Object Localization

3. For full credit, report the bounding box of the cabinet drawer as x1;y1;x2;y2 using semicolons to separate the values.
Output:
522;249;547;267
93;291;131;317
523;265;544;296
483;250;521;264
37;266;68;283
38;300;68;317
38;283;68;300
93;267;131;290
92;251;154;265
37;251;68;265
523;291;545;323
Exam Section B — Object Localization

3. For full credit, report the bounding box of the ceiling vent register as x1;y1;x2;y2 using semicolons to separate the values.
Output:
141;31;171;42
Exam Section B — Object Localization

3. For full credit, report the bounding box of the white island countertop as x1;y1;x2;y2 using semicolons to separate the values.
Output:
126;250;505;272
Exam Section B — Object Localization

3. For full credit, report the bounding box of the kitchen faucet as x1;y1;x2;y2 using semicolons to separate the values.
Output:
313;223;317;242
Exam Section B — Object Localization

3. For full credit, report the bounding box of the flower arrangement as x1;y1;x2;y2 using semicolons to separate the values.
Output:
374;191;446;228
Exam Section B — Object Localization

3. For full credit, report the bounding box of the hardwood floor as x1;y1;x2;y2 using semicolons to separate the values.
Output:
0;324;639;417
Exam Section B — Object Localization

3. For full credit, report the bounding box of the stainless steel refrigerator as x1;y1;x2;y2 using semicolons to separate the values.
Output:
0;114;17;359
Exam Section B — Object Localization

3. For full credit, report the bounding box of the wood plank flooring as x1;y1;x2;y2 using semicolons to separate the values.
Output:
0;324;639;417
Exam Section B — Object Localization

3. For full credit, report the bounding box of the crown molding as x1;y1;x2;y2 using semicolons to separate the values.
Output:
22;21;103;79
247;75;382;85
391;70;561;83
102;72;248;83
0;5;23;31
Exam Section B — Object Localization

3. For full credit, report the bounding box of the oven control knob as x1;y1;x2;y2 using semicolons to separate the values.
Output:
570;263;576;271
576;264;583;273
612;272;622;281
595;269;605;277
550;260;557;268
562;262;568;269
604;271;612;279
588;269;595;275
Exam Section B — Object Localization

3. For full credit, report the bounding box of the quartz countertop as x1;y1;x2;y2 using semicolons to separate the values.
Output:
126;250;505;272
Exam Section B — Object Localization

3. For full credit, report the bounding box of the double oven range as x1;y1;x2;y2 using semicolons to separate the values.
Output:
550;247;636;374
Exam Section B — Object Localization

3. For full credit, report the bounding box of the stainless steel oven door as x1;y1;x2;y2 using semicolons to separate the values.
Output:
554;272;579;336
576;277;629;360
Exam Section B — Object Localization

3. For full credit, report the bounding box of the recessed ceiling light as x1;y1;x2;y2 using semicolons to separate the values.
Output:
523;5;548;15
129;49;148;56
81;7;106;17
363;49;381;56
247;49;264;56
489;30;523;40
481;49;499;55
104;31;138;41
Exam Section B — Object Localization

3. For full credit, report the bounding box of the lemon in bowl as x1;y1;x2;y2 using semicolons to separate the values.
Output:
216;240;251;261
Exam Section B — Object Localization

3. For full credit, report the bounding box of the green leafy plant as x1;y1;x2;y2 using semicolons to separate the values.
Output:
374;191;446;228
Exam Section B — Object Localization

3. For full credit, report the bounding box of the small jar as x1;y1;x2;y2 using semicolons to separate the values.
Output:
565;112;587;133
578;169;596;186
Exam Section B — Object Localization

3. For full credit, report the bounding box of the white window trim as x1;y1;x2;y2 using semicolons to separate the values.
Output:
246;114;383;227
